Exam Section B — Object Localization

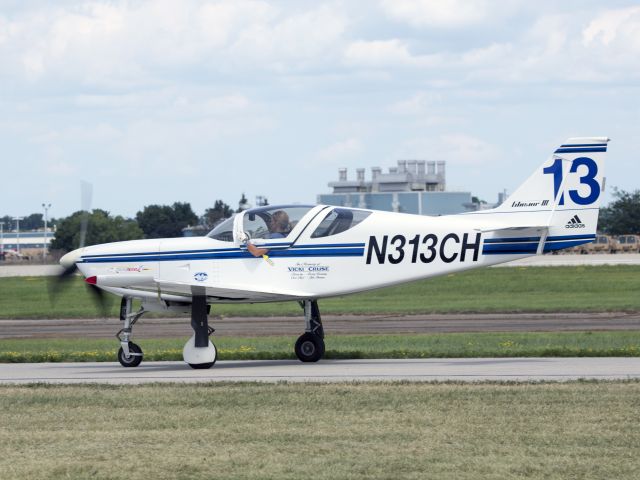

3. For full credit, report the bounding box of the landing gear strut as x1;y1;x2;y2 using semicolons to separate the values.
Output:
183;293;217;369
116;297;146;367
295;300;325;362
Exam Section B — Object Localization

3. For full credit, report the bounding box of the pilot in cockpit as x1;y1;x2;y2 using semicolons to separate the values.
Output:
247;210;290;257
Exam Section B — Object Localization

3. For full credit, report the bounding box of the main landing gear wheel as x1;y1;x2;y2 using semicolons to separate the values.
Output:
294;300;326;363
184;336;218;369
295;332;325;363
184;292;217;369
118;342;143;367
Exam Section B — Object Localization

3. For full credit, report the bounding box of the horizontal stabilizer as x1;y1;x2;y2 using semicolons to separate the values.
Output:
475;225;548;234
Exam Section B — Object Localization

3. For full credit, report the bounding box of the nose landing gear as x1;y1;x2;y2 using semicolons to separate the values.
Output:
116;297;146;368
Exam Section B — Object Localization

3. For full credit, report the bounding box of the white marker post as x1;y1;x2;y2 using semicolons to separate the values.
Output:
42;203;51;261
13;217;23;256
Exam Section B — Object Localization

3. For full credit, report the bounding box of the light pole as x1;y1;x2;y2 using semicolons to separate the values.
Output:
0;221;4;260
13;217;23;256
42;203;51;261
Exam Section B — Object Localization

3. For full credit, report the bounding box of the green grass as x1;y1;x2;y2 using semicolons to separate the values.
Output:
2;265;640;319
2;331;639;362
1;382;639;479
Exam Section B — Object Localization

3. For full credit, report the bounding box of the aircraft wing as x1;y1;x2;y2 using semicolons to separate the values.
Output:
154;279;314;301
87;274;314;301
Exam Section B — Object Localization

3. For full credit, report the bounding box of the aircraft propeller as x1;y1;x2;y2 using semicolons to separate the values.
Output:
49;182;109;316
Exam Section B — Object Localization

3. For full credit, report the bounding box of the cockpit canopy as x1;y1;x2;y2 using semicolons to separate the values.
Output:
207;205;316;242
310;208;371;238
241;205;315;240
207;216;235;242
207;204;371;243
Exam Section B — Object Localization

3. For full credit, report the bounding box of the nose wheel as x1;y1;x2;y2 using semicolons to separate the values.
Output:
116;297;146;368
118;342;143;367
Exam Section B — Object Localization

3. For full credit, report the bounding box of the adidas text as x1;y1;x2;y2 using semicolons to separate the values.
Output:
565;215;585;229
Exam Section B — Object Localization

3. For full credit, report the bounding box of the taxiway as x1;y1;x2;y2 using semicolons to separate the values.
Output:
1;357;639;384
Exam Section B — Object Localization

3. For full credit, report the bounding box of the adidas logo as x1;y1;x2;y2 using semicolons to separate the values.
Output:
565;215;586;229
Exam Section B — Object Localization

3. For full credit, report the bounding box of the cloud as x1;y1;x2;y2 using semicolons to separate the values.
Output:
388;92;442;115
3;1;638;92
379;0;491;28
187;94;251;115
0;1;349;86
583;6;640;47
344;39;440;67
231;5;348;69
45;161;77;177
314;138;363;164
395;134;501;166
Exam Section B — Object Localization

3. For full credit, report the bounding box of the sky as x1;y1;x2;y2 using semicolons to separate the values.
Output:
1;0;639;219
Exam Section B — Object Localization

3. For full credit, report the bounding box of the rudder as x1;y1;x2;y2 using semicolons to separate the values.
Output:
492;137;609;253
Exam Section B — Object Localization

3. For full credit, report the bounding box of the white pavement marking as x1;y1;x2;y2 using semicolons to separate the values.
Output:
1;358;639;384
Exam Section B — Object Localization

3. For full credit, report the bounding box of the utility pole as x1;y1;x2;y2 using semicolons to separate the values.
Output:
42;203;51;261
13;217;23;255
0;222;4;260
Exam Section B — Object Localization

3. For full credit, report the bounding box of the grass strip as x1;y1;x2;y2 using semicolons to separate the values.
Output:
1;331;639;362
1;382;639;479
2;265;640;319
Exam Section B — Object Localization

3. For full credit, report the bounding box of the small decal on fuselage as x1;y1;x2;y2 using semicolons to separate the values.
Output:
194;272;208;282
109;265;150;273
365;233;481;265
288;262;330;280
511;200;550;208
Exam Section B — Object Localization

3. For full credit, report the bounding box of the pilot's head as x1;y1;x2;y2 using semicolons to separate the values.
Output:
271;210;290;232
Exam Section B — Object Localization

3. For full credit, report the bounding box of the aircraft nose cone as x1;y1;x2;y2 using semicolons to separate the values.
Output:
60;248;83;269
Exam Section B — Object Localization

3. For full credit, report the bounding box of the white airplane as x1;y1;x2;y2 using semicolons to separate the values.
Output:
58;137;608;369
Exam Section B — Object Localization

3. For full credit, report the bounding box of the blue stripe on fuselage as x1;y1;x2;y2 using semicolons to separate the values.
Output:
482;235;595;255
79;244;365;263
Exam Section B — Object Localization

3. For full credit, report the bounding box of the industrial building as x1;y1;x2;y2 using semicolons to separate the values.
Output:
317;160;476;215
0;231;53;258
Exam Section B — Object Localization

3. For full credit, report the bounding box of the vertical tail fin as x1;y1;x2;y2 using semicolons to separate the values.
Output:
496;137;608;213
491;137;608;253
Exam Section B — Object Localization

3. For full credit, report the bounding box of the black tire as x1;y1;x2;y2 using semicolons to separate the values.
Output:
188;342;217;369
188;362;215;369
117;342;143;368
295;333;325;362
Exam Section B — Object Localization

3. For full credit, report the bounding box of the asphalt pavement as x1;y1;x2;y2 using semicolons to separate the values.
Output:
1;358;638;384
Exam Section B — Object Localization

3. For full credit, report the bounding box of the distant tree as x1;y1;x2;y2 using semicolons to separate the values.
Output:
0;213;57;231
20;213;43;231
202;200;233;230
598;188;640;235
237;193;250;213
136;202;199;238
0;215;13;230
50;209;143;252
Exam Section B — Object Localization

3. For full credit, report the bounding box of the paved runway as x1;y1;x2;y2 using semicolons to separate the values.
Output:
2;312;639;339
1;358;639;384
